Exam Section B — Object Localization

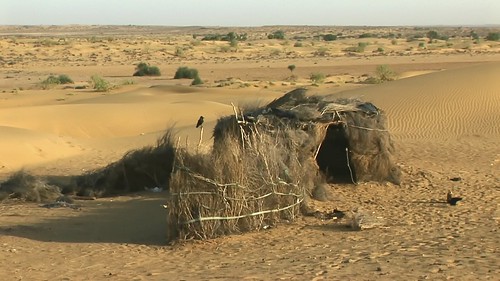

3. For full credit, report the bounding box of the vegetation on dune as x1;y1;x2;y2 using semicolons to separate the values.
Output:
133;62;161;76
310;72;326;84
174;66;203;85
40;74;74;89
267;30;285;40
375;65;397;82
322;33;337;41
364;65;398;84
90;75;111;92
485;32;500;41
201;32;247;41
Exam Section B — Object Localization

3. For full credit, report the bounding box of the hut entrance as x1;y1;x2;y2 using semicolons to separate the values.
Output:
316;124;357;183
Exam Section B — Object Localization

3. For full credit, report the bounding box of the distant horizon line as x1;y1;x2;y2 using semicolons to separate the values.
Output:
1;24;499;28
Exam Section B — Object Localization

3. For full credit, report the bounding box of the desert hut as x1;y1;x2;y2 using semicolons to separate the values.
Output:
214;88;401;184
166;88;400;242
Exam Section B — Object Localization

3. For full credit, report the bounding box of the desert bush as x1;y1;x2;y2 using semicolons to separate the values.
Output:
175;46;185;57
0;170;62;202
310;72;326;84
191;76;204;86
344;42;368;53
229;39;238;48
485;32;500;41
314;47;328;56
418;42;426;48
293;41;303;47
359;33;376;38
288;64;296;73
323;34;337;41
427;30;439;41
90;75;111;92
75;130;176;196
174;67;199;79
174;67;203;85
40;74;74;89
375;65;397;82
268;30;285;40
391;39;398;45
376;47;385;53
133;62;161;76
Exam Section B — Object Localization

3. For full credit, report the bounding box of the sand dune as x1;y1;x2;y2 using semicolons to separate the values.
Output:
0;126;82;171
335;62;500;140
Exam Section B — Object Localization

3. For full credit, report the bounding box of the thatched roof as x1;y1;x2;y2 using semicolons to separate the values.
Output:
214;88;400;185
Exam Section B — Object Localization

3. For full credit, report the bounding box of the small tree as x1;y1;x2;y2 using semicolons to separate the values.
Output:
287;64;296;74
427;30;439;42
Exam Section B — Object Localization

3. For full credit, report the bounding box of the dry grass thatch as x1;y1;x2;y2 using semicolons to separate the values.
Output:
75;130;176;197
0;170;62;202
166;118;323;241
214;88;401;184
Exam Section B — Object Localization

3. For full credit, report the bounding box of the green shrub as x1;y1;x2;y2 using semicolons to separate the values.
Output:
375;65;397;82
229;39;238;48
133;62;161;76
57;74;74;84
485;32;500;41
323;34;337;41
418;42;426;48
191;76;204;86
288;64;296;73
40;74;74;89
310;72;325;84
268;30;285;40
174;67;199;79
359;33;376;38
174;67;203;86
90;75;111;92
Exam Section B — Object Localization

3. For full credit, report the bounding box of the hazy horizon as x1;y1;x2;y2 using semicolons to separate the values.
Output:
1;0;499;27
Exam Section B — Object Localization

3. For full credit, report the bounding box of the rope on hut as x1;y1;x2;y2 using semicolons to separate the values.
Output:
345;147;357;184
182;197;304;224
347;124;389;132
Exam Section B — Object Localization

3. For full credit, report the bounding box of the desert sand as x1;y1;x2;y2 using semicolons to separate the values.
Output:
0;26;499;280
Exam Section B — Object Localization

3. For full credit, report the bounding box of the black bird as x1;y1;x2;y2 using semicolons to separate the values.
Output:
196;116;204;128
447;191;463;206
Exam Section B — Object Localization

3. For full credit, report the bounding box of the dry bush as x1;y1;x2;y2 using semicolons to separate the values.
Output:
166;120;321;241
0;170;62;202
75;130;176;196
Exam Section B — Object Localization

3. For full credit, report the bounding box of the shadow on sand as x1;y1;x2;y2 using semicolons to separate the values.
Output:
0;193;168;246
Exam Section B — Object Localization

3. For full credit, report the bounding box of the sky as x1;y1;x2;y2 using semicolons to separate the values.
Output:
1;0;499;26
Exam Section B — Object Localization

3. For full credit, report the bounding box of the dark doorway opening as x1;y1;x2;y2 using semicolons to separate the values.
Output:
316;124;357;183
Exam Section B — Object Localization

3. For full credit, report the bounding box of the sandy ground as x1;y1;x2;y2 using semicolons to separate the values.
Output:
0;26;499;280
